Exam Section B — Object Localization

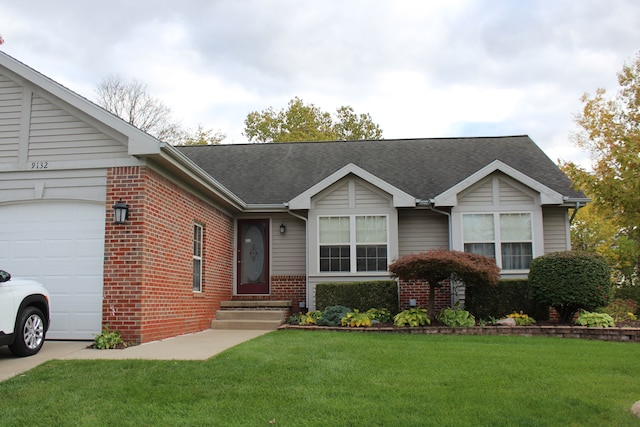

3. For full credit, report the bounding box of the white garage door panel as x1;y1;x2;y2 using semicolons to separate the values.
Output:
0;201;105;340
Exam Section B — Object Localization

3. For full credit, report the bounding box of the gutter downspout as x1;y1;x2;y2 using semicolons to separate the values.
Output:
569;201;584;224
416;199;457;307
286;206;309;312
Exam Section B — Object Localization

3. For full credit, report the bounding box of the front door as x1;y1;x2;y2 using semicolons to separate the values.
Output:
237;219;270;294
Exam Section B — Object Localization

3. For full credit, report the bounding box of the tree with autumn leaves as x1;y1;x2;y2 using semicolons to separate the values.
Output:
389;249;500;321
561;52;640;286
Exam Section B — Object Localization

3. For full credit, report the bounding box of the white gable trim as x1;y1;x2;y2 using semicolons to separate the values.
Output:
0;51;160;155
433;160;564;206
288;163;415;210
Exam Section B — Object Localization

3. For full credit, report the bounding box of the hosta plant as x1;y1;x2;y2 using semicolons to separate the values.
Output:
437;307;475;327
94;325;125;350
299;310;322;326
341;309;372;327
366;308;392;323
576;311;615;328
393;308;430;327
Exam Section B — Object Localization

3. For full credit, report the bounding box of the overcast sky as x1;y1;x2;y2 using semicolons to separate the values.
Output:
2;1;639;167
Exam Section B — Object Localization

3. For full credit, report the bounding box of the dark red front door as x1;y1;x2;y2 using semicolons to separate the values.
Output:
237;219;270;294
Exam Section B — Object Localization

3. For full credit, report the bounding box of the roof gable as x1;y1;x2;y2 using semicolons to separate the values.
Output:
433;160;565;206
288;163;415;209
0;51;160;156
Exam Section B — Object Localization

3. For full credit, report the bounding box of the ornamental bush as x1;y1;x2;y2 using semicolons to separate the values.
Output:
529;251;611;323
317;305;351;327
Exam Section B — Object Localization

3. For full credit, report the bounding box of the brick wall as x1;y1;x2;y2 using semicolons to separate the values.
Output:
103;166;234;344
398;279;451;313
231;275;307;314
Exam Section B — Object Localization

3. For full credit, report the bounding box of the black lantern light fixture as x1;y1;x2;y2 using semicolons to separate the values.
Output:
112;198;129;224
279;223;286;234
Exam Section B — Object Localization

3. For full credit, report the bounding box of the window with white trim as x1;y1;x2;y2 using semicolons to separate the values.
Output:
463;212;532;270
193;223;203;292
319;215;388;272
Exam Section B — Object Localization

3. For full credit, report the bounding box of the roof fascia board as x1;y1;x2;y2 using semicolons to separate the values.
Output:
433;159;565;206
288;162;415;210
0;51;160;156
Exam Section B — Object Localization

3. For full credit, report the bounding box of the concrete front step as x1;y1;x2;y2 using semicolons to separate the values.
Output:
212;304;290;330
211;319;283;330
216;310;285;322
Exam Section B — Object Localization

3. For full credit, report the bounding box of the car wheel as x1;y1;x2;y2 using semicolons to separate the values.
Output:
8;307;46;357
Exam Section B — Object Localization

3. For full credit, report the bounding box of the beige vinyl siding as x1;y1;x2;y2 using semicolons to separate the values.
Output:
270;214;306;275
354;180;392;209
499;178;535;206
0;168;108;203
458;177;493;206
313;181;349;209
0;75;22;162
398;209;449;255
28;94;127;161
542;207;570;253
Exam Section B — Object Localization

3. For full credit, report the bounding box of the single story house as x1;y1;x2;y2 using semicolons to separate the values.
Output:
0;51;588;343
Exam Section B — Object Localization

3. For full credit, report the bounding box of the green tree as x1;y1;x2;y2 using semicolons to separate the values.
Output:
243;97;383;143
177;125;226;146
571;204;639;284
561;52;640;282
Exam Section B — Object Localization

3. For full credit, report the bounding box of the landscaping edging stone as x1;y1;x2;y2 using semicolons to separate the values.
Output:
280;324;640;343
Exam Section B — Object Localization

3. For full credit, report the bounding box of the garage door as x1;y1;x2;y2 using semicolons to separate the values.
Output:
0;201;105;340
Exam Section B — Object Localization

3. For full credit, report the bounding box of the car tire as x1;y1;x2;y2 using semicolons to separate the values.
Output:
8;307;47;357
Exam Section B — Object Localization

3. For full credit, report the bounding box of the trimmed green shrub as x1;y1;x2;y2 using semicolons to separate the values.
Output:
529;251;611;323
465;279;549;321
317;305;351;327
316;281;398;314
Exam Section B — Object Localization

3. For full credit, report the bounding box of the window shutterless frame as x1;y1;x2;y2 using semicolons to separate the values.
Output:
193;223;203;292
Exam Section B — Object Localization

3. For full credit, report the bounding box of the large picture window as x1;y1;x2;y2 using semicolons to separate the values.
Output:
463;212;532;270
319;215;388;272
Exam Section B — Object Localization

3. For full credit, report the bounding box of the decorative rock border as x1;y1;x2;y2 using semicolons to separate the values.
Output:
280;324;640;343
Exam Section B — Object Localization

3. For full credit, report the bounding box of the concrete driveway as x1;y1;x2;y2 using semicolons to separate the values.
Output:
0;329;271;382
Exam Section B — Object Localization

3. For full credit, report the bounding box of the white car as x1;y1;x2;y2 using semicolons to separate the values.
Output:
0;270;50;357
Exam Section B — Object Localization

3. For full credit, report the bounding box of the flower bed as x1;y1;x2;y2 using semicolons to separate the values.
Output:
280;323;640;343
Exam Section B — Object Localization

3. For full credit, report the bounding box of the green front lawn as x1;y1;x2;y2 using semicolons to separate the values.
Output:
2;331;640;426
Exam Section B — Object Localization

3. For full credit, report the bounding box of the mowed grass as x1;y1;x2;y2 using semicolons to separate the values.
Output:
1;331;640;426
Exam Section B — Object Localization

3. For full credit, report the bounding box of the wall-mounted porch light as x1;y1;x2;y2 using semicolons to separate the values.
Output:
112;198;129;224
279;223;286;234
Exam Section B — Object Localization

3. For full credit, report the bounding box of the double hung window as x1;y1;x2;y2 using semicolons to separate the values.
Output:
319;215;388;272
463;212;532;270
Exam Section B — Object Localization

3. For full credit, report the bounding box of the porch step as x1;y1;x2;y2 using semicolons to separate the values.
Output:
211;301;291;330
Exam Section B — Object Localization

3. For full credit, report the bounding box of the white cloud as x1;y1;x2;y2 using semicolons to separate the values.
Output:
1;0;638;162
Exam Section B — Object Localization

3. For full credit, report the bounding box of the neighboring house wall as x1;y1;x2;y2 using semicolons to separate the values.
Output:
103;166;235;344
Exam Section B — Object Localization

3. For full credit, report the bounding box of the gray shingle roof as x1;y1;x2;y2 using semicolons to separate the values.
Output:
176;135;583;205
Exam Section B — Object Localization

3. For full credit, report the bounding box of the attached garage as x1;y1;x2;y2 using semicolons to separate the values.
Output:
0;200;106;339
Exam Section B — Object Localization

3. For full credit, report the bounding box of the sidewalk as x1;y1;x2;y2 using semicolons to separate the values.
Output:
0;329;272;382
